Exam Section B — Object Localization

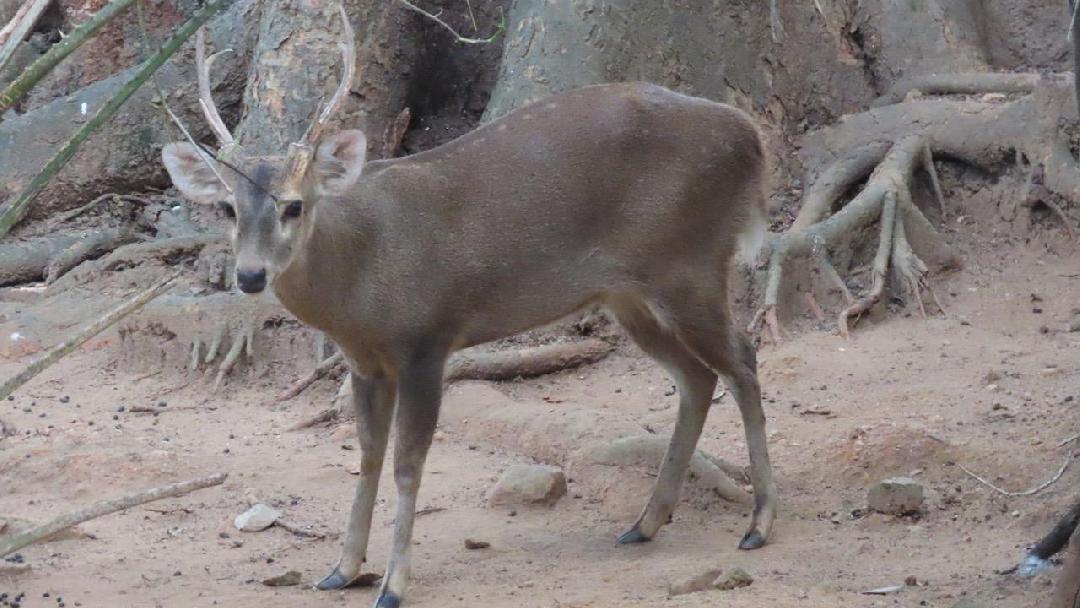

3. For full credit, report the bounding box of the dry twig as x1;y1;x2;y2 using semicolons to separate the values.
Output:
958;456;1072;498
0;273;177;401
0;473;226;556
396;0;504;44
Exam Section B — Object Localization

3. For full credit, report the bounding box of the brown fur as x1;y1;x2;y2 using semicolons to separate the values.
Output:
162;82;775;607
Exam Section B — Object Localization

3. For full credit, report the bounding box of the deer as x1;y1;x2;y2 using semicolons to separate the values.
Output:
161;8;776;607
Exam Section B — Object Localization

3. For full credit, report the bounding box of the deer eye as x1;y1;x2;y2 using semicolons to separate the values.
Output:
281;199;303;220
217;201;236;220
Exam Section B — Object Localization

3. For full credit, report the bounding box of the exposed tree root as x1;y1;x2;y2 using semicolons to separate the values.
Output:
755;72;1080;339
753;134;950;339
0;228;139;286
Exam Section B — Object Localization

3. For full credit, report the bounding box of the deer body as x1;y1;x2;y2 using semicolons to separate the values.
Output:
277;83;765;360
162;17;775;607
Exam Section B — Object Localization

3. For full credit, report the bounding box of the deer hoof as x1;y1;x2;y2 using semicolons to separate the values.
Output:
616;526;651;544
315;567;356;590
737;528;766;550
373;590;401;608
1016;553;1051;578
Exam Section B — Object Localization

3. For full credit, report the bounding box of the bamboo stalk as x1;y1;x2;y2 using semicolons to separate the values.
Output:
0;273;178;401
0;473;227;557
0;0;232;237
0;0;140;116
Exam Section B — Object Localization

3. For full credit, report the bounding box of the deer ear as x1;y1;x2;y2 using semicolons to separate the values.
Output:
312;130;367;196
162;143;228;205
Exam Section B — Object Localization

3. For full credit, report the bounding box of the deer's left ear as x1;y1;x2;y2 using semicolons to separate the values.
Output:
312;130;367;197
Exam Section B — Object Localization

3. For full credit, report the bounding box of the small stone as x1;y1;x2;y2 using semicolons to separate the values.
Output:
713;568;754;591
1068;319;1080;332
487;464;567;507
262;570;302;587
233;503;281;532
668;568;723;597
868;477;924;515
464;539;491;550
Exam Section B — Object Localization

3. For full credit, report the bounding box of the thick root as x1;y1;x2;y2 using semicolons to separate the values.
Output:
755;72;1080;340
754;135;951;339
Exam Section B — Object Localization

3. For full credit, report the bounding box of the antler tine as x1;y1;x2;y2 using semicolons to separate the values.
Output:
299;3;356;148
195;27;236;151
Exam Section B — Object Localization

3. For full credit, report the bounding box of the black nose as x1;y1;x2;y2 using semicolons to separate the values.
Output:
236;268;266;293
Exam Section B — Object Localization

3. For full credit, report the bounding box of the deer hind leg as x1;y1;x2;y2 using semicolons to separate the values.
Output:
607;297;719;544
664;292;777;549
317;372;396;590
373;351;446;608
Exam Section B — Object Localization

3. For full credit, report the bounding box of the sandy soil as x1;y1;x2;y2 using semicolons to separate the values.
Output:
1;201;1078;608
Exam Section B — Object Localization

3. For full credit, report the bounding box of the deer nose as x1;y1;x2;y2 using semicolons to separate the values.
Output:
236;268;267;293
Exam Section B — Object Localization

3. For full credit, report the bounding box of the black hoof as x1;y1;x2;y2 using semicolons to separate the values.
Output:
737;529;766;550
373;590;401;608
316;568;356;591
616;526;651;544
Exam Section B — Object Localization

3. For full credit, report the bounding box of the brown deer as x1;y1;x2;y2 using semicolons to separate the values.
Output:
161;9;776;607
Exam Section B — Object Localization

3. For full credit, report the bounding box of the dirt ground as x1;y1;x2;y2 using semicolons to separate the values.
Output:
1;187;1079;608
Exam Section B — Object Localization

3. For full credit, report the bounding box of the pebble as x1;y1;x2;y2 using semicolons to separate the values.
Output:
487;464;567;507
464;539;491;550
233;503;281;532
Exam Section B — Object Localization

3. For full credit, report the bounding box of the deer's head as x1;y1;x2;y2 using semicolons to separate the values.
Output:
162;8;364;294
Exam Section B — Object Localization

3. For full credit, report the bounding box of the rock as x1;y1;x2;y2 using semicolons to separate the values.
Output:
950;600;984;608
867;477;924;514
714;568;754;591
1068;318;1080;332
464;538;490;550
233;503;281;532
262;570;302;586
668;568;723;597
329;424;356;442
487;464;567;507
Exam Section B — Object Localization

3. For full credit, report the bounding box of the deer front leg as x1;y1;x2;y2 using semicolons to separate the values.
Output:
374;352;446;608
317;372;396;590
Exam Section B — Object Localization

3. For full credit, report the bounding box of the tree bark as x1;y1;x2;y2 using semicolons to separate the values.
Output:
482;0;875;126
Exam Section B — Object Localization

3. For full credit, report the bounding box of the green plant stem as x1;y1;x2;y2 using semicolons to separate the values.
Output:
0;0;232;238
0;0;139;117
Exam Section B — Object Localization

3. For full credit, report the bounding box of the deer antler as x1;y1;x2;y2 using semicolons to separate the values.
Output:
195;27;237;157
283;3;356;186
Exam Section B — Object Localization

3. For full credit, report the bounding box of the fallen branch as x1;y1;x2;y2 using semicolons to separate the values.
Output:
0;472;226;557
0;0;231;237
445;338;614;382
275;352;344;402
286;407;340;431
282;339;617;403
1061;434;1080;448
958;456;1072;498
0;273;177;401
93;233;222;273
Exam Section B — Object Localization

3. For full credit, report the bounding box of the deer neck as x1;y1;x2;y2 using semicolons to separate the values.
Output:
271;203;372;333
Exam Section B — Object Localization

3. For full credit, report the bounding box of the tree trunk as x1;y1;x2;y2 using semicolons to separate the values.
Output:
483;0;876;126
